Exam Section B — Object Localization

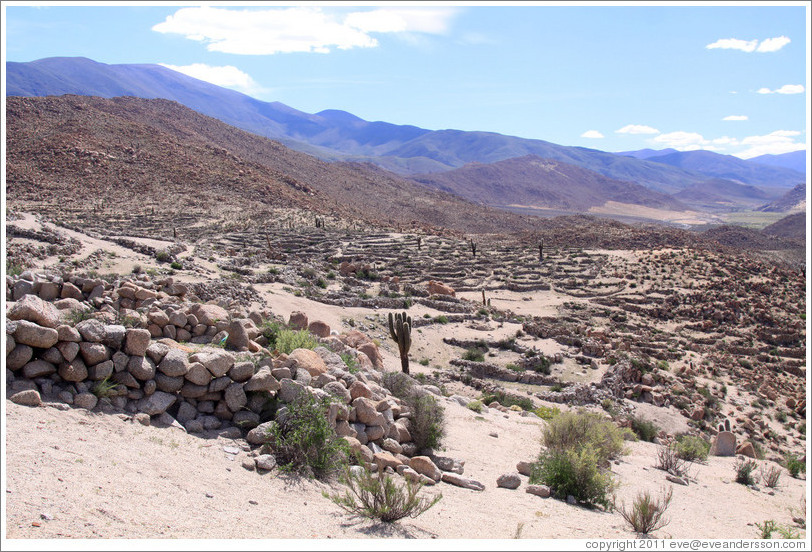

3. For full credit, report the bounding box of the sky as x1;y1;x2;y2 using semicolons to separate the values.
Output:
2;1;809;159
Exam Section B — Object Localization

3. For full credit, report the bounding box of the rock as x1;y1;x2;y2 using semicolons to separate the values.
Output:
246;421;276;445
134;412;151;426
288;348;328;377
736;441;757;458
185;362;212;386
127;355;157;381
497;473;522;489
226;320;250;351
74;392;98;411
10;389;42;407
75;318;107;343
185;419;204;433
566;495;578;505
427;280;455;297
190;350;234;378
224;383;247;412
244;368;281;393
101;325;126;350
58;359;89;382
278;378;306;403
409;456;442;481
353;397;386;426
516;461;535;477
441;472;485;491
349;381;373;401
22;360;56;379
232;410;260;429
228;361;255;383
288;311;308;330
322;381;351;404
373;451;403;471
189;304;229;326
13;320;59;349
138;391;176;415
710;431;737;456
7;294;60;328
146;342;170;364
38;281;60;301
79;342;110;366
157;348;189;377
308;321;331;338
255;454;277;471
56;341;79;362
124;328;152;356
60;282;84;300
6;344;34;371
357;343;383;370
526;484;551;498
241;458;256;471
87;360;114;381
365;425;385;441
176;402;198;424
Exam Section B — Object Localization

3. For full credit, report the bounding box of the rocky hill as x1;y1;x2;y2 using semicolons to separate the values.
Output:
758;184;807;214
5;94;550;237
410;155;687;213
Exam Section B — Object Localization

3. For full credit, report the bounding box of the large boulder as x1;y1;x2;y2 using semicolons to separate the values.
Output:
158;348;190;377
288;348;328;377
427;281;455;297
226;320;250;352
710;431;737;456
124;328;152;356
12;320;59;349
7;294;61;328
409;456;442;482
288;311;308;330
189;304;229;326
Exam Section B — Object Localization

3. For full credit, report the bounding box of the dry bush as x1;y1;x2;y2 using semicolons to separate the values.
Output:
615;486;674;535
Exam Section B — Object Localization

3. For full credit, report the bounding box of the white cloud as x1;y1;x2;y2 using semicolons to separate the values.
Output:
652;131;709;150
757;84;805;95
706;36;791;53
152;6;458;55
160;63;263;95
756;35;791;52
581;130;604;139
736;130;805;158
722;115;748;121
616;124;660;135
706;38;757;52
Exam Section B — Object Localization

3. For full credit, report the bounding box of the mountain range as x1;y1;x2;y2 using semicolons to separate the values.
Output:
7;58;805;199
6;58;805;223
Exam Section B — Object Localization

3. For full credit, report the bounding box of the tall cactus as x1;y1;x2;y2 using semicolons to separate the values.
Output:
388;311;412;374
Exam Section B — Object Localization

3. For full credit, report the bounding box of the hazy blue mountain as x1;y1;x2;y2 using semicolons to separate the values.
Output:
749;150;806;175
757;183;806;213
410;155;688;213
7;56;763;199
644;149;803;188
615;148;678;160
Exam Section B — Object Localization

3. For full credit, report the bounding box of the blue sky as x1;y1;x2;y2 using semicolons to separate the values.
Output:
3;2;809;159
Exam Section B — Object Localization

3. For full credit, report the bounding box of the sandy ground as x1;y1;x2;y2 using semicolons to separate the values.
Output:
3;397;807;545
3;213;809;547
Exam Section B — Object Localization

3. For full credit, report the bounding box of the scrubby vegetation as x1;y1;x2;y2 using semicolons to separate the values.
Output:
325;465;442;522
381;372;445;452
615;486;673;535
267;393;349;480
529;410;628;508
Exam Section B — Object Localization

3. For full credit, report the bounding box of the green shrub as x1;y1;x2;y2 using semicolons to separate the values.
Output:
155;250;171;263
480;390;534;411
615;486;673;535
629;416;660;442
275;329;318;354
506;363;523;372
419;358;430;366
381;373;445;452
340;352;359;374
408;392;445;451
170;261;183;270
542;410;629;464
533;405;561;420
433;315;449;324
674;435;710;462
530;445;615;509
655;443;690;477
734;458;758;486
268;393;349;480
466;400;484;413
463;348;485;362
325;465;442;522
760;464;782;488
91;376;118;399
785;453;806;478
